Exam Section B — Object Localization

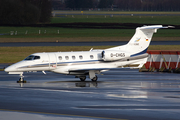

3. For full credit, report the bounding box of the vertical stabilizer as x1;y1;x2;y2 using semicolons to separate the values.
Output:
126;25;168;56
106;25;170;56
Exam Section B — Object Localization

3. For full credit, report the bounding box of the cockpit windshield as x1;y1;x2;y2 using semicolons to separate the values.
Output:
24;55;40;60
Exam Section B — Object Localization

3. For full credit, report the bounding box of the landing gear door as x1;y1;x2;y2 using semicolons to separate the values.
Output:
48;53;57;70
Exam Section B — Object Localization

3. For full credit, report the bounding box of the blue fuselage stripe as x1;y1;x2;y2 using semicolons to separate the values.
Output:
130;48;148;57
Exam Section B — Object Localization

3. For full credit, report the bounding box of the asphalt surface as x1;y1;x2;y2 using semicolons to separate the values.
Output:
0;69;180;120
0;41;180;47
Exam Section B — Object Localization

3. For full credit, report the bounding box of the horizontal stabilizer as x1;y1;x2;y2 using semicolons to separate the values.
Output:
139;25;168;30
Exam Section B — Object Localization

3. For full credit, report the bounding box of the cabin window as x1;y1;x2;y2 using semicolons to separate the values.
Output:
65;56;69;60
72;56;76;60
79;55;83;59
90;55;94;59
59;56;62;60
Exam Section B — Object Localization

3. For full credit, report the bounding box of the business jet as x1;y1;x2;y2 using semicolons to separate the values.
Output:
5;25;171;83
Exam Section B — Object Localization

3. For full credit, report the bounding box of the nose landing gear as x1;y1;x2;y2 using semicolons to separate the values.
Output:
17;73;27;83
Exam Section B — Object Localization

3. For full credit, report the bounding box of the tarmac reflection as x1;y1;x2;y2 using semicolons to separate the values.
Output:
1;70;180;120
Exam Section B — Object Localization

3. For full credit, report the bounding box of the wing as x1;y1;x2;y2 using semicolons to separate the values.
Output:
68;65;142;73
68;68;110;73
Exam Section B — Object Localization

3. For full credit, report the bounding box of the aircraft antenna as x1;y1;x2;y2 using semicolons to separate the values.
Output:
90;48;93;51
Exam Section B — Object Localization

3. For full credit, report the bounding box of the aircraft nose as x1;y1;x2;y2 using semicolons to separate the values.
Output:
4;65;16;72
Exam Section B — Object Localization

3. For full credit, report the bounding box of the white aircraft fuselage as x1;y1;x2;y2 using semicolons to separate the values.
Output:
5;25;171;82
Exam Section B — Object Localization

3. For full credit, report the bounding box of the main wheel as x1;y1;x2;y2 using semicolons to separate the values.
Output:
91;75;98;82
80;76;86;81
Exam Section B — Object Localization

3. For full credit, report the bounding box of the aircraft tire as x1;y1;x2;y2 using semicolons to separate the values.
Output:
17;79;27;83
80;76;86;81
91;75;98;82
17;78;26;83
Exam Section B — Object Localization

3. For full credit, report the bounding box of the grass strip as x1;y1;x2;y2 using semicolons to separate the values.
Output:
51;16;180;25
1;45;180;63
53;11;180;15
0;26;180;42
1;37;179;43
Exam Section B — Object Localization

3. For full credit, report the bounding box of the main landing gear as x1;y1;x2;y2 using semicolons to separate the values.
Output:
91;75;98;82
79;76;86;81
78;75;98;82
89;70;98;82
78;70;98;82
17;73;27;83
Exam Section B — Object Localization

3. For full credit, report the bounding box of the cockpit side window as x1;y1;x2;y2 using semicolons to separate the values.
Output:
24;55;40;60
24;55;34;60
34;56;40;60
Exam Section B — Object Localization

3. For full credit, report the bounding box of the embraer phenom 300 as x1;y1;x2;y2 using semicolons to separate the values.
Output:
5;25;171;82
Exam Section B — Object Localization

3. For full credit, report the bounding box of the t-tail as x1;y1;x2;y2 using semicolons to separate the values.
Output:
104;25;172;68
106;25;171;55
126;25;170;56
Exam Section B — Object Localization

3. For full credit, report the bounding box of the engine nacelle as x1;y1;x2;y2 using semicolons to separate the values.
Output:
101;50;130;61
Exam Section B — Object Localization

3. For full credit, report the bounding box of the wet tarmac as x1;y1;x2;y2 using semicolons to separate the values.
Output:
0;69;180;120
0;41;180;47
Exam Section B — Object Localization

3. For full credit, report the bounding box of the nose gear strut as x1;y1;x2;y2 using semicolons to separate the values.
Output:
17;73;27;83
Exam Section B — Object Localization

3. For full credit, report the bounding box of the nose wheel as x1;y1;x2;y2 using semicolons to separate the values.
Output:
17;73;26;83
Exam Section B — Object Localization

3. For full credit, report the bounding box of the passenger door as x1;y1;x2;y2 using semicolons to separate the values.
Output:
48;53;57;70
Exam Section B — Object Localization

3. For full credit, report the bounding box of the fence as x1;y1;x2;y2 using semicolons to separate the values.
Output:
140;50;180;73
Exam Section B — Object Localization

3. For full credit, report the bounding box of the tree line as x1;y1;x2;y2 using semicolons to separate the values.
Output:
114;0;180;11
64;0;180;11
0;0;52;25
1;0;180;25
